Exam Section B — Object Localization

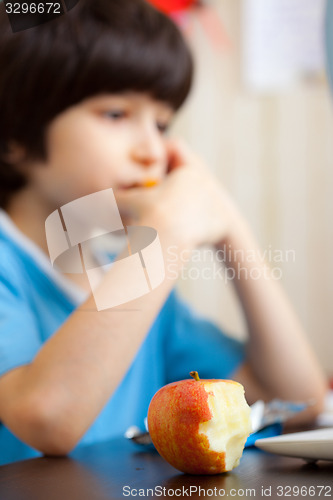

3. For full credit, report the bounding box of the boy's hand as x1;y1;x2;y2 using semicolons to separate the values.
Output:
115;140;244;250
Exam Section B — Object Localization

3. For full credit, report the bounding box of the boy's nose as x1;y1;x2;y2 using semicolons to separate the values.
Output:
131;127;165;168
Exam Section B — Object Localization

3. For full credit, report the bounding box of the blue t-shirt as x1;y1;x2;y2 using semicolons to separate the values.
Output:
0;212;245;465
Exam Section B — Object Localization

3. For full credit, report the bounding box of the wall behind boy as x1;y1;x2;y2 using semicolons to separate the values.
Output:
171;0;333;374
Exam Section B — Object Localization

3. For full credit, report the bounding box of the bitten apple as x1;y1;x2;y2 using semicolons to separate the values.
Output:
147;371;252;475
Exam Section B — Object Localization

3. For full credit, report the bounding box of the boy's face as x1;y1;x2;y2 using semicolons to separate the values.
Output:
26;93;173;210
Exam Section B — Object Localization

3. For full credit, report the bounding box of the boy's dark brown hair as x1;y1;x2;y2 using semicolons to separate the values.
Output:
0;0;193;209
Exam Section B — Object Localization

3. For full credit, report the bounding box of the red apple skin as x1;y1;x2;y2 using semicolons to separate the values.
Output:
148;378;238;475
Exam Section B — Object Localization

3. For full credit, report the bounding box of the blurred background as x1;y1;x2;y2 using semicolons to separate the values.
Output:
164;0;332;376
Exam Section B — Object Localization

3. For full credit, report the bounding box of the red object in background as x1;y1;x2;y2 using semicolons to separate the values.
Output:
147;0;197;14
147;0;231;53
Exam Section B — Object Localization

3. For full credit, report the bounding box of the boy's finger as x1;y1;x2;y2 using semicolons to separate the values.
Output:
165;139;191;173
165;139;206;174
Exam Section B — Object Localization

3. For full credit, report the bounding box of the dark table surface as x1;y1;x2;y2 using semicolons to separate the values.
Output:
0;435;332;500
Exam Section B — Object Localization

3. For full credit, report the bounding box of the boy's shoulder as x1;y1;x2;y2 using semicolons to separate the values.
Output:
0;221;80;317
0;226;30;294
0;210;43;268
0;227;20;268
0;214;48;297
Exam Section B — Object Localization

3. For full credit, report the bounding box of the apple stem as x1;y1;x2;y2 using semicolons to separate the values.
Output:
190;371;200;381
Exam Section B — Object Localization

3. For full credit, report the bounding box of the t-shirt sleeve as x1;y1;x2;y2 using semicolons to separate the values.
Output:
0;260;41;378
163;291;245;383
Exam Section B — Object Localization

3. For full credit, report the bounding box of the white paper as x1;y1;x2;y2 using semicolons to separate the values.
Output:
242;0;326;92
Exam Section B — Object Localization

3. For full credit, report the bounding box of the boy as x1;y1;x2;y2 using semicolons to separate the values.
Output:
0;0;327;465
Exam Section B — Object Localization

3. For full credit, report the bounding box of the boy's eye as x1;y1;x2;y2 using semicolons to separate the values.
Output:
104;110;127;120
156;121;169;134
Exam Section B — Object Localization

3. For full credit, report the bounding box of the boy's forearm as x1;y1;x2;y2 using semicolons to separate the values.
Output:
218;220;327;407
0;218;189;455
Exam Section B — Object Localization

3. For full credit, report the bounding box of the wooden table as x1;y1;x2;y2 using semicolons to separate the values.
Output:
0;436;332;499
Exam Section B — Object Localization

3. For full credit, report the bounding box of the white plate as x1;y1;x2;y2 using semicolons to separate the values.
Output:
255;428;333;462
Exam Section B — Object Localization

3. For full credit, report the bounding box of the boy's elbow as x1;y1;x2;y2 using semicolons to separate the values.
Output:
11;393;81;456
308;381;328;420
286;381;328;427
35;423;77;458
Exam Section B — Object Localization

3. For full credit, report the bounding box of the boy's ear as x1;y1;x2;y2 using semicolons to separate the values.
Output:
4;142;27;165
